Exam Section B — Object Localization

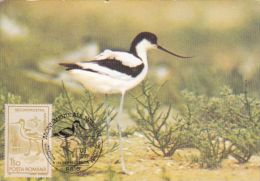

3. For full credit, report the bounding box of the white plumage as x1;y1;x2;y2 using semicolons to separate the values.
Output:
61;40;151;94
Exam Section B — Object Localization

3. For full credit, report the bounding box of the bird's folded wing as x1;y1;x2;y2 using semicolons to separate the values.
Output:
60;129;74;135
77;60;135;80
93;49;114;60
60;51;144;80
92;50;142;67
24;130;41;138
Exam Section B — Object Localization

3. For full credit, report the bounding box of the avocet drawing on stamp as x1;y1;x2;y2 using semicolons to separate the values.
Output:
14;117;42;156
5;104;52;178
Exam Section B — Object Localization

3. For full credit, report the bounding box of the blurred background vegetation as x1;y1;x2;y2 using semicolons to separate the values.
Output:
0;1;259;105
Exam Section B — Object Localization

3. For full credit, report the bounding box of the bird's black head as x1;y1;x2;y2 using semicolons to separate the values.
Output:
130;31;192;59
73;120;81;126
133;32;158;45
72;120;88;130
130;32;158;57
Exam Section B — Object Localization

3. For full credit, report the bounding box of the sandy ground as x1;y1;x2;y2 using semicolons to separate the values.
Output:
1;135;260;181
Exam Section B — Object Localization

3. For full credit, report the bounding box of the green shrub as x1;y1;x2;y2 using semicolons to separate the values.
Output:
53;83;117;157
219;86;260;163
181;84;260;168
110;126;137;137
181;90;231;168
131;82;192;157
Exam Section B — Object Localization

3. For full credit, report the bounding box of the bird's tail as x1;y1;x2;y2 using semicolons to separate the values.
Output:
59;63;82;71
52;132;59;137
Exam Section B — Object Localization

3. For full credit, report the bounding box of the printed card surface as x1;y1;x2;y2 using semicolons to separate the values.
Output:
1;1;260;181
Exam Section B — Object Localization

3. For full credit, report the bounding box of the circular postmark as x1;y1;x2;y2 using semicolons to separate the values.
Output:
42;112;103;174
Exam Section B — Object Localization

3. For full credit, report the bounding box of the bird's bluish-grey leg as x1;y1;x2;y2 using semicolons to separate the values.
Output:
63;138;69;161
116;92;127;173
25;139;32;156
105;94;110;144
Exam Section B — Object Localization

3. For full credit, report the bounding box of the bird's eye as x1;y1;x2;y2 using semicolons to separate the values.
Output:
151;37;157;44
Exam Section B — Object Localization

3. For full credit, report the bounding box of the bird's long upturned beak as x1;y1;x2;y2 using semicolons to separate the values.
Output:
157;45;192;59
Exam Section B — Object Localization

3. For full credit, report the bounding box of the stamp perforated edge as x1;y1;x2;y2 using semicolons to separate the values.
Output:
4;104;52;178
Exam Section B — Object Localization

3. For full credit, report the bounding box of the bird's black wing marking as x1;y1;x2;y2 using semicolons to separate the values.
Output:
59;63;98;73
90;59;144;77
59;59;144;77
59;63;82;70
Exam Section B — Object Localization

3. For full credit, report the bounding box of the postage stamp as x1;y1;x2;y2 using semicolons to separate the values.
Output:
42;112;103;175
5;104;52;178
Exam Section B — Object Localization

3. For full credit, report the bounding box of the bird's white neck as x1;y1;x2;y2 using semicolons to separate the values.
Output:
19;122;26;137
134;40;153;65
20;122;25;129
